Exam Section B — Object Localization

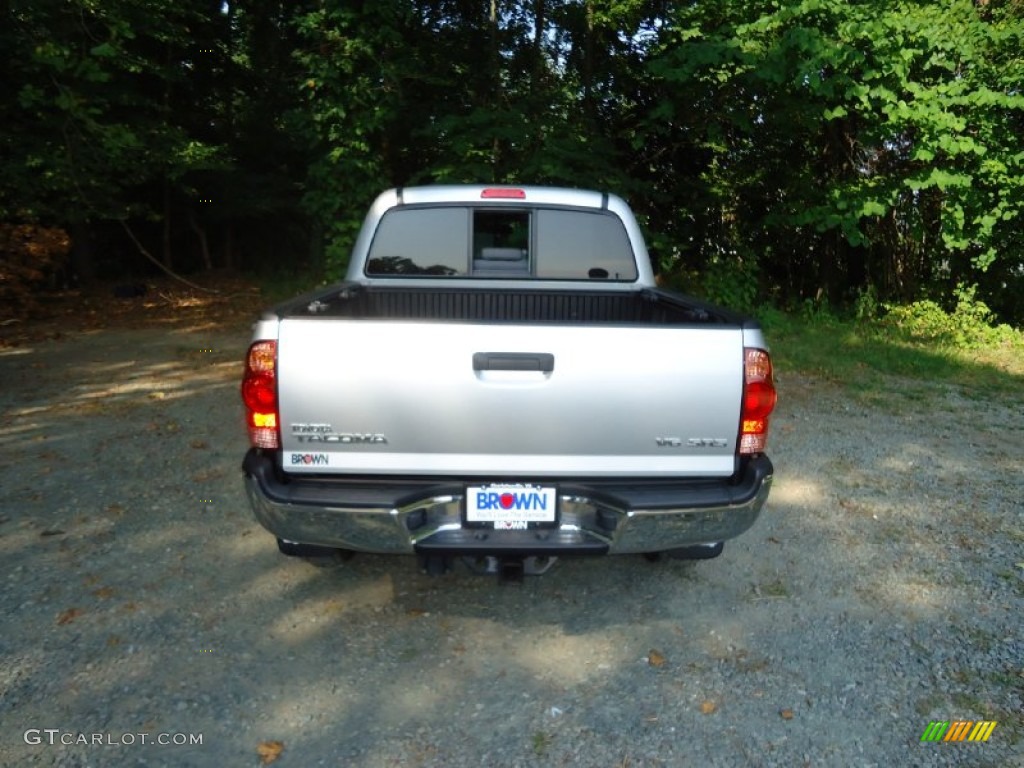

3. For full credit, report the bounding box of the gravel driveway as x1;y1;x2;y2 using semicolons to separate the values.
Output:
0;319;1021;767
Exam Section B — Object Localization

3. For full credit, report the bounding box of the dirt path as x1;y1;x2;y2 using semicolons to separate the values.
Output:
0;317;1021;767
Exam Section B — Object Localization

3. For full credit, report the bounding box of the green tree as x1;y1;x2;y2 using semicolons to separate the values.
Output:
3;0;1021;325
644;0;1023;319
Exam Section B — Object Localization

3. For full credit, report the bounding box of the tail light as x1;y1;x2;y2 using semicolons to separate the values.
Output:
242;340;279;449
739;348;777;455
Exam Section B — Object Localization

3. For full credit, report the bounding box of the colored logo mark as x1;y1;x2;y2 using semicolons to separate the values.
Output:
475;491;549;511
920;721;997;742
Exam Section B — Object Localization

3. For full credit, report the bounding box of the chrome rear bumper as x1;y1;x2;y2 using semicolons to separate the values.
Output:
243;451;772;556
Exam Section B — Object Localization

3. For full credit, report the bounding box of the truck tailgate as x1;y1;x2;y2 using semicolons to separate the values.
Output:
277;317;743;478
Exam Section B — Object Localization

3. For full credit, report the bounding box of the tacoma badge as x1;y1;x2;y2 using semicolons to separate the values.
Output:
687;438;728;448
291;423;387;444
295;432;387;444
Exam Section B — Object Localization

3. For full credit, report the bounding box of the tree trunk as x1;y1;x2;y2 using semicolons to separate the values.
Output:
222;221;234;270
162;179;173;270
188;209;214;271
532;0;545;95
69;222;96;284
161;40;174;270
583;0;594;117
490;0;501;179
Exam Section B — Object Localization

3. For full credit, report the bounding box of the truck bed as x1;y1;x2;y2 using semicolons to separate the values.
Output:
276;284;746;327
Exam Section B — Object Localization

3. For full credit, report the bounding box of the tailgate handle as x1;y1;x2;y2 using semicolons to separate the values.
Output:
473;352;554;373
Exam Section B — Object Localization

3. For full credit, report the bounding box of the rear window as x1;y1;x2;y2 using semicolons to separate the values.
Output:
534;210;637;280
365;206;636;280
365;207;468;275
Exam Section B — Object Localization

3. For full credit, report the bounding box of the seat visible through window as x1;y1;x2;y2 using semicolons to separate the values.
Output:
472;247;529;276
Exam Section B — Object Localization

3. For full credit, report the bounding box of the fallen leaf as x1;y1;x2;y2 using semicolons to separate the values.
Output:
56;608;82;625
780;708;794;720
257;740;284;764
190;439;209;450
647;649;666;668
191;468;224;483
699;700;717;715
93;587;116;599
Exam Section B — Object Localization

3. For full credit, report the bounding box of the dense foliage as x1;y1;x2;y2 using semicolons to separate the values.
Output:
3;0;1022;325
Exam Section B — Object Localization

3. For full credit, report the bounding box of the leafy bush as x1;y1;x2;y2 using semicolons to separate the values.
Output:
882;283;1020;349
751;304;789;333
702;255;758;313
853;285;880;321
799;296;841;326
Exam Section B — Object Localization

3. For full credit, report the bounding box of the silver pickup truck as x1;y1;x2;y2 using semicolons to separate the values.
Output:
241;185;776;578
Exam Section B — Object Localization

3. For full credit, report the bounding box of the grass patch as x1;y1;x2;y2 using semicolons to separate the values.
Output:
986;667;1024;691
950;691;997;716
995;570;1024;598
752;576;789;599
915;693;947;716
758;306;1024;398
530;731;552;757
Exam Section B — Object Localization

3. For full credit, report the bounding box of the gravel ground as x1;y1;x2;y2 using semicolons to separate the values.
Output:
0;321;1021;767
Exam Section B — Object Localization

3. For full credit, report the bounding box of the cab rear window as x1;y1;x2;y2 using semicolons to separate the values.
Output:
365;206;636;280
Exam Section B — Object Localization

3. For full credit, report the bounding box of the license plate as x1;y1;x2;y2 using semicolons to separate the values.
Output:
465;484;558;526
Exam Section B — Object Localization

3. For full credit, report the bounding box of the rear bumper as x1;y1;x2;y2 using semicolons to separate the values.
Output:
242;450;772;556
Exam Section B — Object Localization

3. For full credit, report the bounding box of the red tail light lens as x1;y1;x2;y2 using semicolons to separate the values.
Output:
739;348;777;455
242;340;279;449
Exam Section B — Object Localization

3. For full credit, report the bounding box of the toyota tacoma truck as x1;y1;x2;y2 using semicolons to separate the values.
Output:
241;185;776;579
